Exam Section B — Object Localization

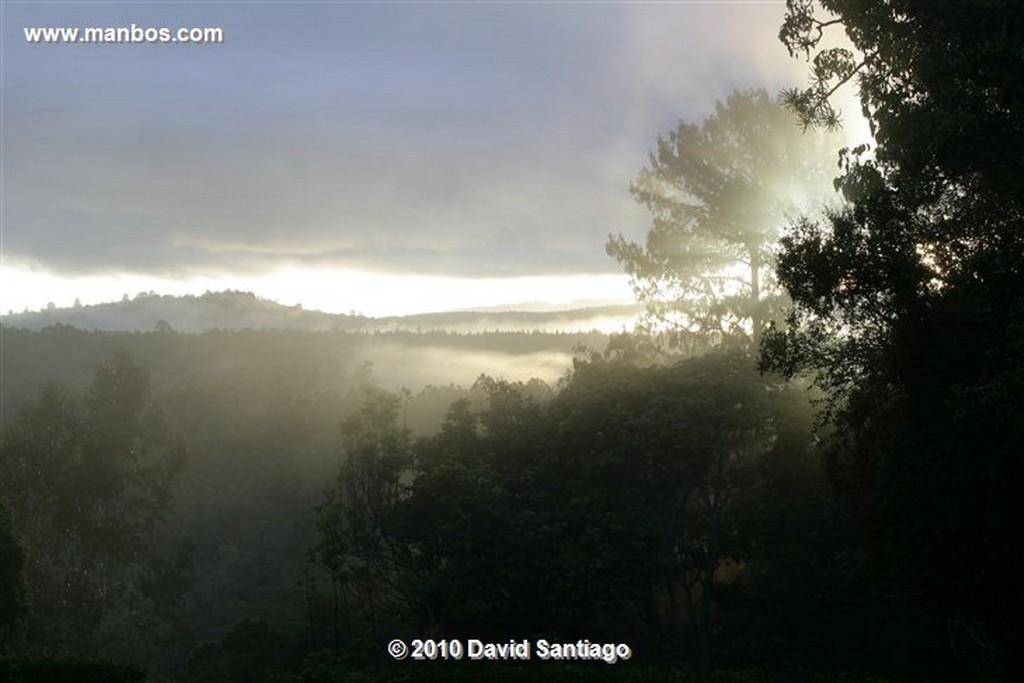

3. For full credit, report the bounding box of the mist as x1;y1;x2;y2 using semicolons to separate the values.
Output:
3;1;1020;681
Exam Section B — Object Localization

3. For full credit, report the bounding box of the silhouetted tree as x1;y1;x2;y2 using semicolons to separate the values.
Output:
397;377;557;640
608;88;839;346
765;1;1024;677
396;357;819;671
0;352;188;658
310;388;416;652
559;350;813;670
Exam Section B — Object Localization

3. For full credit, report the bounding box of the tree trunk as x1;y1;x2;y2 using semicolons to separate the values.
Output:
750;246;762;345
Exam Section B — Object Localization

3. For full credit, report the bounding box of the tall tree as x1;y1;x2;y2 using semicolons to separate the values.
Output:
607;88;839;346
0;352;187;658
765;1;1024;676
310;387;415;652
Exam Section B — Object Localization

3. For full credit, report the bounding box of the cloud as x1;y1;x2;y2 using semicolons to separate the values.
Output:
3;2;821;282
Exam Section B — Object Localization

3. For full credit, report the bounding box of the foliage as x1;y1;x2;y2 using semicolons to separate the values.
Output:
765;0;1024;677
0;499;28;651
352;352;826;672
607;88;840;345
0;324;595;647
555;351;820;670
309;388;417;654
0;352;189;660
397;377;554;640
184;618;295;683
780;0;1024;211
772;0;1024;374
0;305;943;678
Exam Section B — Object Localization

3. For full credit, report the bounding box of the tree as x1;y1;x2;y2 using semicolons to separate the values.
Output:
398;357;815;670
607;88;840;346
397;377;559;641
561;350;811;670
0;498;28;651
764;1;1024;676
0;351;188;658
779;0;1024;212
310;387;416;653
773;0;1024;365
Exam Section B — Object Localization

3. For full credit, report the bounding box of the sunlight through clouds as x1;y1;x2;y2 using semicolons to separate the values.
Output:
2;2;863;318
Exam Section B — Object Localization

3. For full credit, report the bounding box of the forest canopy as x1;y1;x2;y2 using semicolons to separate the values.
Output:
2;1;1023;681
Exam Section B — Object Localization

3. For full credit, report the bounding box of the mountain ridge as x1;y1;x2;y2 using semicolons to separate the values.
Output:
0;290;642;334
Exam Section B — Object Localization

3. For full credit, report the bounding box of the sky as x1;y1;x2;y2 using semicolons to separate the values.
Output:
1;1;861;317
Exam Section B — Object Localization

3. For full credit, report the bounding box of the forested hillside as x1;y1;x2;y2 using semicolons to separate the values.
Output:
0;324;586;677
3;1;1023;681
1;290;640;335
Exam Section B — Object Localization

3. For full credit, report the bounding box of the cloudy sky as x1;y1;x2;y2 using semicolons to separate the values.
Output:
1;1;849;316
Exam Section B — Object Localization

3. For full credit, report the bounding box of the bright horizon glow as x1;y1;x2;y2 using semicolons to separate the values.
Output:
3;3;880;331
0;262;635;318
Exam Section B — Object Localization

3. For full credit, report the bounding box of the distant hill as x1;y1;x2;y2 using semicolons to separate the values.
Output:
0;290;641;334
1;290;364;333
